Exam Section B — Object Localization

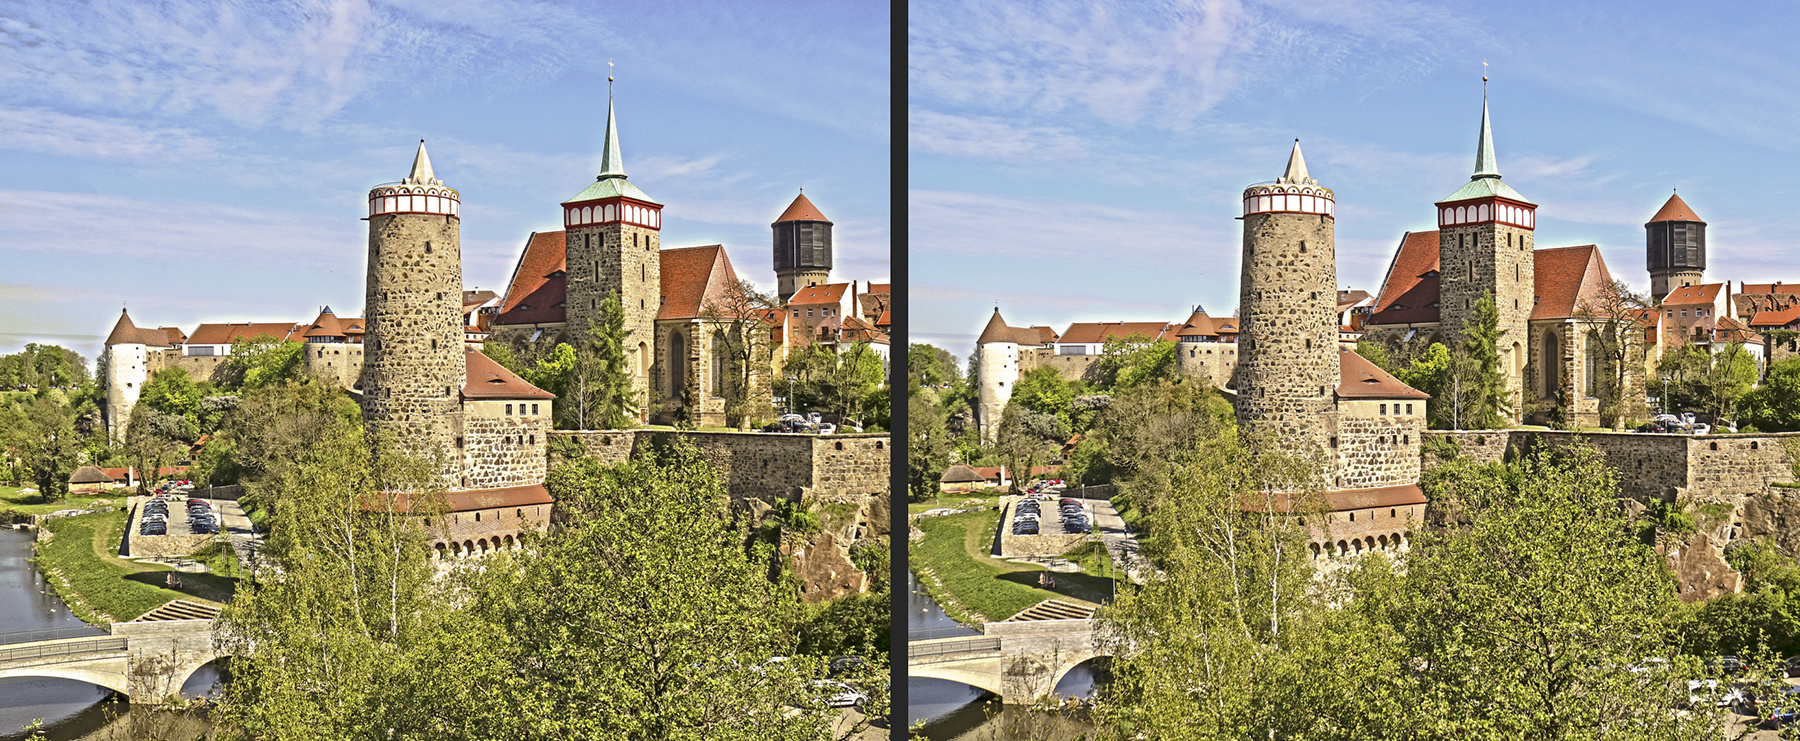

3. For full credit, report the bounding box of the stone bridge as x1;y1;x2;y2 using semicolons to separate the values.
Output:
0;601;223;703
908;617;1103;704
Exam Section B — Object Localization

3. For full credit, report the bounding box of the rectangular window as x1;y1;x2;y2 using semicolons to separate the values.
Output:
1681;309;1687;317
505;403;513;416
1406;403;1413;415
532;404;539;415
1380;404;1387;415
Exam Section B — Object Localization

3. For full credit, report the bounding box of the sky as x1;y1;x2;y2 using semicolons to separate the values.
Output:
0;0;891;365
909;0;1800;364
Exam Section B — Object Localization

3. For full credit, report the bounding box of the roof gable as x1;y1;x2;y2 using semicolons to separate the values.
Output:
1368;231;1442;325
497;231;569;322
1059;321;1180;344
187;322;306;345
1531;245;1613;320
658;245;741;321
1338;348;1429;399
463;348;554;399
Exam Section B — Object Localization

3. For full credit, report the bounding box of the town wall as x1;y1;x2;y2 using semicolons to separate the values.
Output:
428;502;552;558
1042;353;1099;383
1334;398;1424;490
1420;429;1799;502
1175;341;1238;388
302;341;364;389
458;399;551;490
551;429;889;505
1310;501;1423;559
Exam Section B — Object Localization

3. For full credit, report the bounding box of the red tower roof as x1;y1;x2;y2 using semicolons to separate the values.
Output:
774;193;831;224
1647;192;1705;224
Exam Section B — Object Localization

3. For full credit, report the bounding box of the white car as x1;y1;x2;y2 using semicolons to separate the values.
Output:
1686;679;1749;708
812;679;867;709
817;423;836;435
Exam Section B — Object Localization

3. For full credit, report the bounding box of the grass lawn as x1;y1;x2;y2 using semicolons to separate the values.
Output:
911;510;1112;626
0;485;125;518
906;492;1003;516
34;510;235;625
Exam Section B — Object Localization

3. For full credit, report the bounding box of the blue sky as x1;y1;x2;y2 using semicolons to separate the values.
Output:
0;0;890;365
910;0;1800;363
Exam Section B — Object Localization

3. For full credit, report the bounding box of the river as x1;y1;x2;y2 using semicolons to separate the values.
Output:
906;570;1100;740
0;527;220;740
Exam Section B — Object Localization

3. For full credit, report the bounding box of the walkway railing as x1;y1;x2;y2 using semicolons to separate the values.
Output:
0;626;109;646
908;636;1002;664
0;636;127;664
908;626;983;642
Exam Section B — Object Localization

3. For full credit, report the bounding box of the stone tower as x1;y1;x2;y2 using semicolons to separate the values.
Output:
102;308;162;443
975;308;1024;445
561;80;660;419
1646;192;1706;300
1435;84;1535;420
360;141;467;476
772;191;833;300
1234;141;1340;474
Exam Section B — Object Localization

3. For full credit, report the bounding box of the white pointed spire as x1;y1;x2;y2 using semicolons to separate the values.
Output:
597;82;626;181
1276;139;1316;186
1473;84;1499;180
403;140;442;187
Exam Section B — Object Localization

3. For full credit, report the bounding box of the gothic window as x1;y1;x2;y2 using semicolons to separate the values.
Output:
668;331;685;399
1585;331;1601;397
1543;331;1560;399
711;331;729;397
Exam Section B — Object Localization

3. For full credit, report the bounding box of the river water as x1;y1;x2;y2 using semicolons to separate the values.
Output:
0;527;220;740
906;570;1100;740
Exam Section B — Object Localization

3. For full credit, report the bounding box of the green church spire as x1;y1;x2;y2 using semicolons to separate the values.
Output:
598;78;626;181
1472;83;1499;180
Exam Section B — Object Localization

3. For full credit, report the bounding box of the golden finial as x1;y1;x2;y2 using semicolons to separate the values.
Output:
1482;59;1488;84
608;59;614;84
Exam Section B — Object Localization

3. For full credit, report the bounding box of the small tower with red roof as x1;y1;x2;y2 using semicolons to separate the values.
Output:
561;79;659;418
772;191;833;300
1646;192;1706;300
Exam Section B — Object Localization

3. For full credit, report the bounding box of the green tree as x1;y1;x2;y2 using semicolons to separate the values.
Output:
1456;290;1510;427
123;405;185;492
783;342;885;424
907;391;951;501
424;441;838;740
994;403;1065;493
700;280;781;429
20;394;80;502
1700;341;1757;426
1575;279;1652;429
1010;365;1077;430
217;334;306;391
907;343;959;389
524;298;638;430
1095;334;1176;391
1743;357;1800;431
139;366;218;440
1655;341;1711;415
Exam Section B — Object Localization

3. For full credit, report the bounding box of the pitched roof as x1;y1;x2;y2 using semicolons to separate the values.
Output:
156;327;188;345
788;282;849;306
1368;231;1442;325
1715;315;1762;343
495;275;567;326
304;309;346;338
1245;483;1428;514
976;309;1051;345
1059;321;1179;344
1337;348;1429;399
1647;192;1705;224
187;322;306;345
1175;311;1239;338
462;290;499;309
940;463;983;483
774;192;831;223
876;309;891;327
104;310;176;347
658;245;740;321
1530;245;1614;320
497;231;569;320
69;465;112;484
1661;282;1723;307
1336;290;1372;310
1737;282;1800;295
1749;307;1800;329
463;348;554;400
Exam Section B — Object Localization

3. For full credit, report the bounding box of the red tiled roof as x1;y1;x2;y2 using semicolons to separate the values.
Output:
1715;316;1763;343
463;348;554;399
1738;283;1800;295
867;283;890;294
975;309;1047;345
100;467;132;481
788;282;849;306
462;290;499;310
1531;245;1613;320
876;309;891;327
1661;282;1722;307
971;466;1008;481
1647;192;1705;224
496;274;567;326
1749;307;1800;329
376;484;556;514
104;310;177;347
1175;311;1238;338
658;245;740;321
187;322;306;345
1059;321;1179;344
1368;231;1442;325
774;193;831;223
304;309;346;338
1245;484;1428;514
1338;348;1429;399
498;231;568;317
157;327;188;345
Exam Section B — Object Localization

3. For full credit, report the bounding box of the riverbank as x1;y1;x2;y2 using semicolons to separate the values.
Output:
910;510;1107;625
34;511;231;625
0;486;122;522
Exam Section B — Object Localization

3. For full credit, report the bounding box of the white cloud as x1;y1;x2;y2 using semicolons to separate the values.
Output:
0;189;363;264
909;108;1091;162
0;106;219;161
910;188;1222;264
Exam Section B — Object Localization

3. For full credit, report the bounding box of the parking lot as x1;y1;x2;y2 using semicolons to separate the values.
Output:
1004;484;1095;538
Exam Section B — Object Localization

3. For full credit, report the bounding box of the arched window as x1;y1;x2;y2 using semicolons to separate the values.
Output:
638;341;649;378
1585;331;1602;397
711;330;729;397
581;206;592;224
668;331;685;399
1544;331;1560;399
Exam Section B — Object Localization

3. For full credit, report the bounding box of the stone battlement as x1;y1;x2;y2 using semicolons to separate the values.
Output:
1421;429;1800;503
551;429;889;506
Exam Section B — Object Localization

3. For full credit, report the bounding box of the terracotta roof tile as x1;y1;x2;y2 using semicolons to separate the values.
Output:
156;327;188;345
976;310;1051;345
1243;484;1428;514
304;309;346;338
1647;193;1705;224
1660;282;1722;307
1737;283;1800;295
104;310;177;347
186;322;306;345
1368;231;1442;325
1749;307;1800;329
658;245;740;321
773;193;831;223
497;231;568;318
463;348;554;399
1338;348;1429;399
1175;311;1238;338
1531;245;1613;320
788;283;848;306
1059;321;1180;344
495;275;567;326
377;484;556;514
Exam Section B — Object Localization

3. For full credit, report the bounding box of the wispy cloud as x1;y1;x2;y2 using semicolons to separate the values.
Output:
909;108;1091;162
910;188;1225;265
0;106;219;161
0;189;363;264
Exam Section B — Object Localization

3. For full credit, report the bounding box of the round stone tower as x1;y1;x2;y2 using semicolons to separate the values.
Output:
1646;191;1706;301
1234;141;1340;473
360;141;466;476
974;308;1023;445
103;308;155;443
772;191;833;300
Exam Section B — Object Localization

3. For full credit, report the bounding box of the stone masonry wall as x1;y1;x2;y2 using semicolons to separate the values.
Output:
458;399;550;490
428;502;552;558
1334;399;1424;490
552;429;890;505
303;341;364;390
1236;210;1340;474
1421;429;1800;502
564;222;658;419
1175;341;1238;388
1438;220;1533;417
360;211;466;480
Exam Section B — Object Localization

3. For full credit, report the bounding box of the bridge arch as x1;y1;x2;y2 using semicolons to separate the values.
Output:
0;663;131;696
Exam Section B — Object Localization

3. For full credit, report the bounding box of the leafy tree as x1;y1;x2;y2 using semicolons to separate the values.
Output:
423;441;842;740
1743;356;1800;431
907;391;951;501
123;405;185;492
216;334;306;391
907;343;959;389
994;403;1066;493
1456;290;1510;427
1654;341;1711;415
1700;341;1757;426
213;378;363;489
1575;279;1651;429
700;279;781;429
214;421;447;740
524;298;638;430
1009;365;1078;430
19;394;80;502
139;366;219;440
1090;378;1235;510
783;341;885;424
1094;334;1176;391
481;339;526;376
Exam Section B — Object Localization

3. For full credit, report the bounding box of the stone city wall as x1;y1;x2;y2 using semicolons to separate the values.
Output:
551;429;890;505
302;342;364;389
459;399;550;490
1175;342;1238;388
428;503;551;558
1334;399;1424;490
1421;429;1800;502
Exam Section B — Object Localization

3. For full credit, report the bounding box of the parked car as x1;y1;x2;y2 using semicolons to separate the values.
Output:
1685;679;1750;709
817;423;837;435
1783;655;1800;678
828;656;869;677
812;679;867;709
